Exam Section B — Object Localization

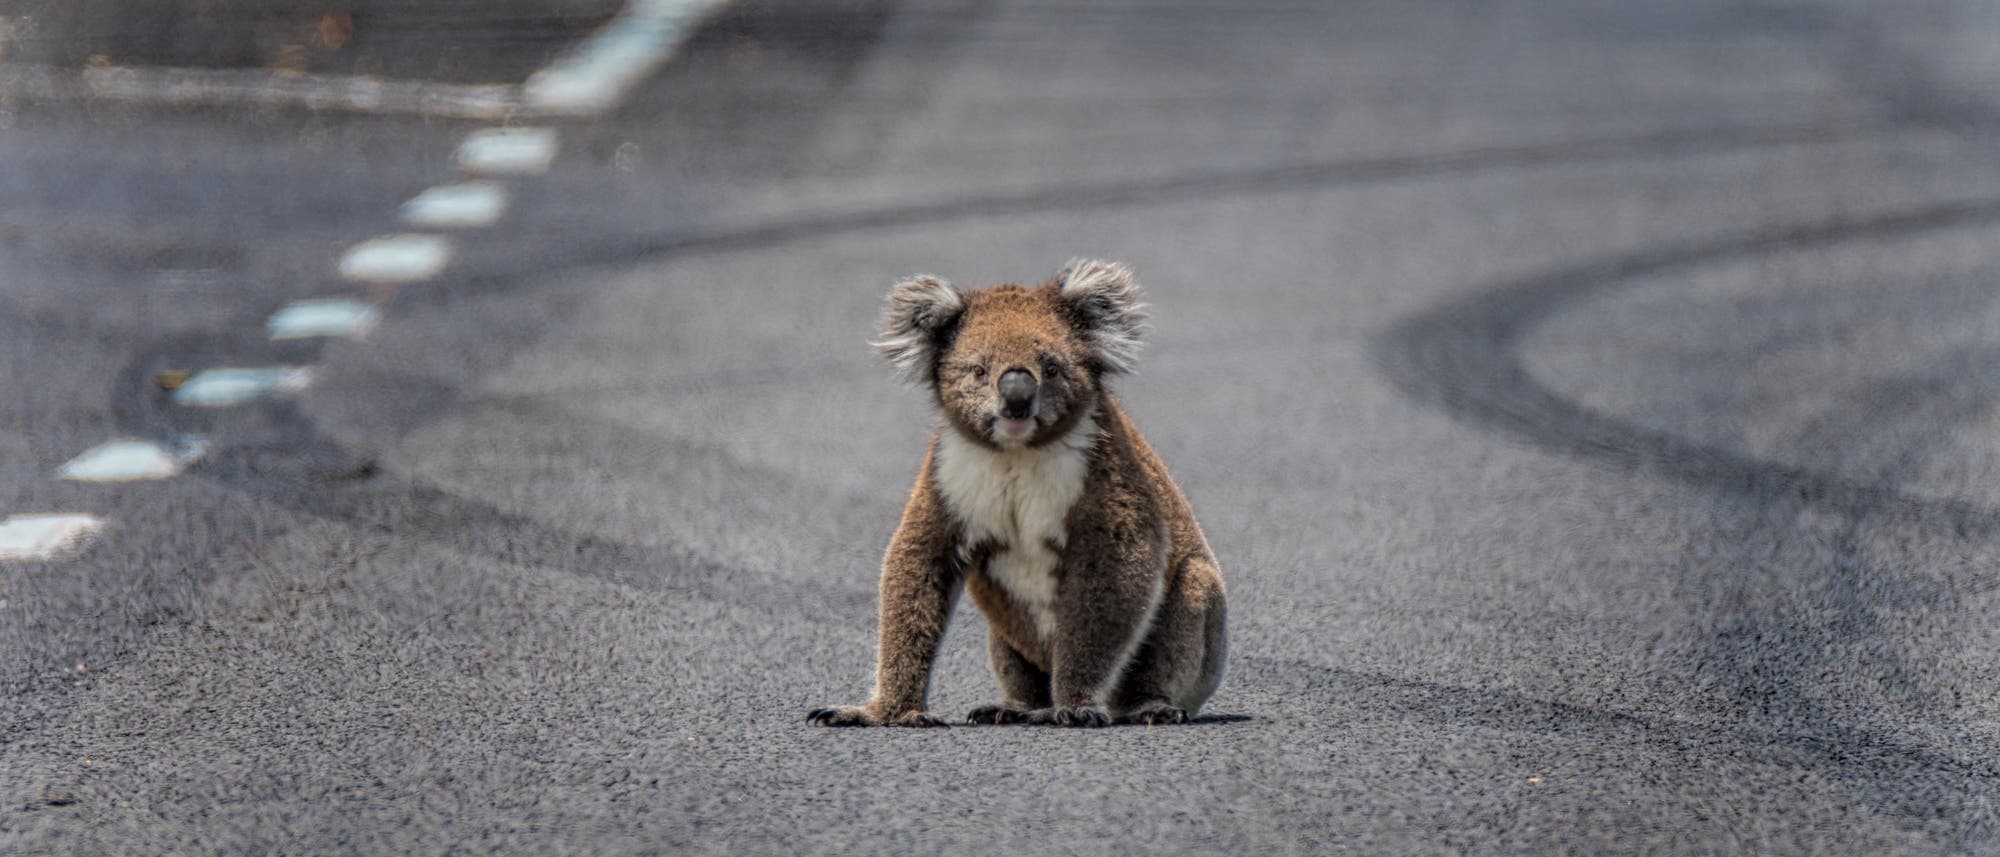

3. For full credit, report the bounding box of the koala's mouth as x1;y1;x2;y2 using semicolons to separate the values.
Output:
992;415;1037;441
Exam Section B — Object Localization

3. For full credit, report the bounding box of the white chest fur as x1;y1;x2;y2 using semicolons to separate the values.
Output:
933;417;1095;640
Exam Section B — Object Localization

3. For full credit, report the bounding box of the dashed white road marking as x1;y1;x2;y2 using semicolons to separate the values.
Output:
525;0;734;113
338;234;451;283
58;439;208;482
0;0;732;119
456;128;561;176
0;514;106;561
19;2;731;566
172;367;315;408
401;181;509;228
268;298;383;340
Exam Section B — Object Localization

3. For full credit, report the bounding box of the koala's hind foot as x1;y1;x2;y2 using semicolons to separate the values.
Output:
1115;700;1190;726
1025;706;1111;728
807;706;950;728
965;704;1036;725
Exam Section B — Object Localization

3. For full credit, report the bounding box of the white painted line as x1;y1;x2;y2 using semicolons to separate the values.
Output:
0;514;105;561
400;181;509;229
268;299;382;340
57;438;208;482
0;1;730;119
525;0;733;114
456;127;560;176
172;367;314;408
338;234;451;283
0;64;523;120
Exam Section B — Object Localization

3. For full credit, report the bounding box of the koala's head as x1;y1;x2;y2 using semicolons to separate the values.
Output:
874;259;1150;450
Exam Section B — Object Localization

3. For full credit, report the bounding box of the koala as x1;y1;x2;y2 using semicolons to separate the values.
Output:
808;259;1227;728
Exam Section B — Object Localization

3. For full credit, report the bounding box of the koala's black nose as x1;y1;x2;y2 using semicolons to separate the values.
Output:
998;369;1037;418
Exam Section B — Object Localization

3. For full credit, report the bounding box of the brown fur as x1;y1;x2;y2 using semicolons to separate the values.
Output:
809;260;1227;728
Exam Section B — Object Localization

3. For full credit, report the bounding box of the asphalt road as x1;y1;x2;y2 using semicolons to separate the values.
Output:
4;0;2000;853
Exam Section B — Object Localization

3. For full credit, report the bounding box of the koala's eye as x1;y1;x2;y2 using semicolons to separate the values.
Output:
970;364;988;380
1041;357;1063;376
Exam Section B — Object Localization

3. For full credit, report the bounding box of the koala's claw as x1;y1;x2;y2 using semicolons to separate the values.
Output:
806;705;877;727
808;706;949;728
890;711;951;728
1026;706;1111;728
1117;704;1190;726
965;704;1034;725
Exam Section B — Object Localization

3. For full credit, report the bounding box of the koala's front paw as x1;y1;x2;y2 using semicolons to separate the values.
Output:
965;704;1034;725
807;705;879;727
807;705;949;728
1026;706;1111;728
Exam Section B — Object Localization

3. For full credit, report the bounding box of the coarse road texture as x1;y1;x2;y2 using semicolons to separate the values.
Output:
5;0;2000;853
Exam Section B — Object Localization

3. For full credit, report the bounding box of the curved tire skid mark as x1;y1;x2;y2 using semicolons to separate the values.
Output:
1712;344;2000;714
393;120;1896;311
0;331;870;740
111;332;874;615
1376;199;2000;537
1252;654;2000;794
1374;199;2000;843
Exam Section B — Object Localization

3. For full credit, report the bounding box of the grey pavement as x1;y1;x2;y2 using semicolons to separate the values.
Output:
4;0;2000;853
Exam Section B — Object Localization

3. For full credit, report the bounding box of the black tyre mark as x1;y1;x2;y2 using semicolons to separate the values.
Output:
1377;198;2000;536
1375;199;2000;845
431;119;1893;300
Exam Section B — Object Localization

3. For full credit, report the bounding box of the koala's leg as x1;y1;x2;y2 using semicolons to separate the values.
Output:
1111;558;1227;725
807;554;960;727
966;632;1051;724
1027;531;1171;728
808;468;962;728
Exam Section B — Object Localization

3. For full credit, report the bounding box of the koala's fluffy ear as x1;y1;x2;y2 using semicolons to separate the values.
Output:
1057;258;1150;374
873;274;965;385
